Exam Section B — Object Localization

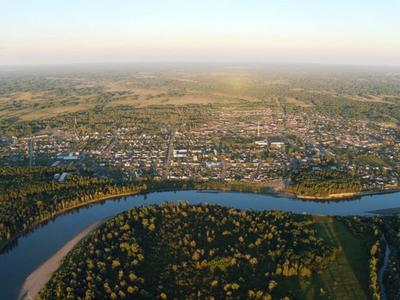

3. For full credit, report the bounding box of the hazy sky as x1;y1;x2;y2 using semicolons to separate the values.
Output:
1;0;400;66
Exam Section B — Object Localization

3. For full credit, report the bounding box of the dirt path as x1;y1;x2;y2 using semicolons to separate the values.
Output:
18;221;103;300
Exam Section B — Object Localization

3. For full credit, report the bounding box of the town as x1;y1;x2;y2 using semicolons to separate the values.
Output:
1;101;399;192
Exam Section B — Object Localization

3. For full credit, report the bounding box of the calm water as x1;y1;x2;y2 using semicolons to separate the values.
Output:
1;190;400;299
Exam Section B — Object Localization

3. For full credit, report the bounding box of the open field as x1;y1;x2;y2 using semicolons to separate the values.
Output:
1;67;398;124
277;217;373;300
312;217;372;299
285;96;314;107
348;94;396;104
19;103;95;121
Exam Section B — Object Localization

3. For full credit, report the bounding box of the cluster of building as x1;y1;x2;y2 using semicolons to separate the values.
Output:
0;107;399;191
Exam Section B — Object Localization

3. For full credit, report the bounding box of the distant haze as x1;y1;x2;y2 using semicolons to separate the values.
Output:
1;0;400;66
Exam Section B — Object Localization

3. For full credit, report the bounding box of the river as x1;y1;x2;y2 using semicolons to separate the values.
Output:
378;237;391;300
1;190;400;299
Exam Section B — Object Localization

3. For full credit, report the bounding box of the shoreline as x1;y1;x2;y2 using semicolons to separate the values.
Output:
367;207;400;215
296;192;358;200
360;188;400;197
3;186;400;298
1;185;399;253
18;220;104;300
0;184;285;253
293;188;400;201
0;190;140;253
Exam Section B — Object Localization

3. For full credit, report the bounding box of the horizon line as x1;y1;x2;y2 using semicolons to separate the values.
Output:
1;60;400;69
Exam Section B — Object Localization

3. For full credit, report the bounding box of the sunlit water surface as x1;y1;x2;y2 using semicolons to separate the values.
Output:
1;190;400;299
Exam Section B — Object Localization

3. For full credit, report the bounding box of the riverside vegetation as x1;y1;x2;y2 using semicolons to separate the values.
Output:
0;166;146;247
2;167;400;299
0;166;277;250
286;169;363;199
0;165;335;251
38;203;392;300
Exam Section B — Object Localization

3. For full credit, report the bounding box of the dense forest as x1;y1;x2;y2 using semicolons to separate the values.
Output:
0;167;148;246
287;169;363;198
39;203;335;299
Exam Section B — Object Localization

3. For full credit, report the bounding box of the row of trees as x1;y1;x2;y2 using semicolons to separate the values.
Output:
374;216;400;300
342;211;400;300
0;166;77;202
369;240;382;300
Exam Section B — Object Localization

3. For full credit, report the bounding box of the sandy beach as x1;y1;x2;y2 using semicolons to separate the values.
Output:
18;221;102;300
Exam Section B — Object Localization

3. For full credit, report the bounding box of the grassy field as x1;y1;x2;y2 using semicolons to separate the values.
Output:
278;217;373;299
1;68;399;126
313;217;372;299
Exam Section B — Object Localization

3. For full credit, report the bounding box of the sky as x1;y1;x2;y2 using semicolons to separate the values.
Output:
1;0;400;66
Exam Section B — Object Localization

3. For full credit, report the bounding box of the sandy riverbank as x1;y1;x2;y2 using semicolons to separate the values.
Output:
2;186;399;253
18;221;103;300
294;188;400;201
296;192;359;200
0;191;139;253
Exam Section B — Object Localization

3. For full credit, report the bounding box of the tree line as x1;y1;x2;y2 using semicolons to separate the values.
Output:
39;203;333;299
287;169;362;198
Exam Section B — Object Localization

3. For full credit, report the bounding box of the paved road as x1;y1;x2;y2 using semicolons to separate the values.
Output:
163;130;175;179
